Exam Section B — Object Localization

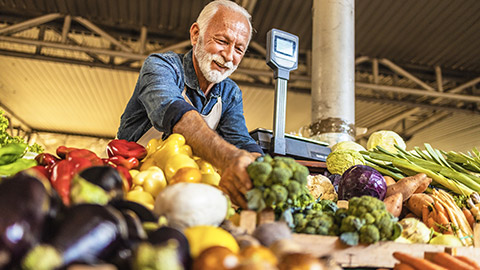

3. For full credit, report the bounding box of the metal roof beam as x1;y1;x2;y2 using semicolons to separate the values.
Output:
0;13;62;35
73;16;133;53
0;35;145;60
61;15;71;43
355;82;480;103
379;58;436;91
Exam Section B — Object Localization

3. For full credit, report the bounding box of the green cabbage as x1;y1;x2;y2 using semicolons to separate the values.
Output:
326;149;365;175
367;130;406;153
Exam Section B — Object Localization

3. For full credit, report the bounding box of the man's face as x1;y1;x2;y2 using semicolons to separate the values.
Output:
193;7;250;84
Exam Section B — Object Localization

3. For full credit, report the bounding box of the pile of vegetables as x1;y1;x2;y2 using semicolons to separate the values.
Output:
0;110;43;177
281;195;402;245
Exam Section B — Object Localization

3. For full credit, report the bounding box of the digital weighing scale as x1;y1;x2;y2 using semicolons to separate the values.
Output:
249;29;331;162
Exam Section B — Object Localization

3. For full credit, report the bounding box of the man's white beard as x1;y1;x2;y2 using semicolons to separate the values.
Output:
194;37;238;84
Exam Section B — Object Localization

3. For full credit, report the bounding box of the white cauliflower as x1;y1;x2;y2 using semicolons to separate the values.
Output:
306;174;337;201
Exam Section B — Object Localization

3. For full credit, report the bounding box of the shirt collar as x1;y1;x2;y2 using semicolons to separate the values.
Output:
183;50;199;91
182;49;221;98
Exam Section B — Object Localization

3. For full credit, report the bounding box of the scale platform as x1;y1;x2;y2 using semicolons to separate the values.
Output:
249;128;331;162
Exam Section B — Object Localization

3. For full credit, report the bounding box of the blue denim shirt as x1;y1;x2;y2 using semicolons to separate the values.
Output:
117;50;263;154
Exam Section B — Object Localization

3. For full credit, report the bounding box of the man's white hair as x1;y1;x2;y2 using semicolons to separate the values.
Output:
196;0;253;44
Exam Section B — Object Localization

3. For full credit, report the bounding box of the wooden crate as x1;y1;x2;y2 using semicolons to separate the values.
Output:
240;210;480;268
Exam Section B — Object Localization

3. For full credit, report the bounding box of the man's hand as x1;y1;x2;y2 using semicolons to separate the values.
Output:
219;150;259;209
173;111;262;209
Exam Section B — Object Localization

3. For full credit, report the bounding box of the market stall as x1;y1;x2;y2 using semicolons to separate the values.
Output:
2;107;480;269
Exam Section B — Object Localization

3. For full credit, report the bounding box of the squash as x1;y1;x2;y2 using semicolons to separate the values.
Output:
153;182;228;230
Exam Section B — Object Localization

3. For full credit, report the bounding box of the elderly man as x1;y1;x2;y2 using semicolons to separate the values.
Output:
117;0;262;208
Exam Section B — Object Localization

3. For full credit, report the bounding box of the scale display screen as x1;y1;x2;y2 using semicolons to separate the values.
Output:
266;29;298;74
275;36;296;57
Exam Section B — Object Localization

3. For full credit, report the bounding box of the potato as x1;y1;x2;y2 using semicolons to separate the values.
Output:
406;193;434;217
384;192;403;217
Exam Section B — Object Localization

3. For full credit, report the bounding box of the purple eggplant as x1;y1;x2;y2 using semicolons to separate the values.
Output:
0;170;60;269
70;166;124;205
110;199;157;223
21;204;129;270
130;226;191;270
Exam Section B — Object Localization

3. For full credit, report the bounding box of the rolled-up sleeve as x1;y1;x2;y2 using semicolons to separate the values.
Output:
138;54;196;135
216;86;264;154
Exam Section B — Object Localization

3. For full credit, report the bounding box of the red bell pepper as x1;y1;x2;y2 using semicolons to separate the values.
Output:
66;149;104;166
107;156;139;170
35;153;60;166
50;160;75;205
106;139;147;160
56;146;78;159
113;164;133;191
30;165;51;179
49;157;94;205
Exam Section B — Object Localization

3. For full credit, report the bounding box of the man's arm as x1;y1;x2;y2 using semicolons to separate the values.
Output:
173;110;257;208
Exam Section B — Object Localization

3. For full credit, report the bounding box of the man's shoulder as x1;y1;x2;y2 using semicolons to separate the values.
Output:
220;77;240;91
144;52;183;66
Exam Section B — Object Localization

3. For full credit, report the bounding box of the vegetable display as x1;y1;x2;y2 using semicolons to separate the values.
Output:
2;124;480;269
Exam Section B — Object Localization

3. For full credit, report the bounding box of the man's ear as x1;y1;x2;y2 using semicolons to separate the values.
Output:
190;23;200;46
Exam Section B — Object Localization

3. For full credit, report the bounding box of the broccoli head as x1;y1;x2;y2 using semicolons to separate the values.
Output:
302;226;317;234
263;187;277;207
293;212;307;231
319;199;338;213
286;180;302;200
315;214;337;236
292;165;310;186
271;184;288;205
246;188;266;211
247;161;272;187
340;215;365;233
270;165;292;185
359;224;380;244
375;212;395;240
347;195;386;216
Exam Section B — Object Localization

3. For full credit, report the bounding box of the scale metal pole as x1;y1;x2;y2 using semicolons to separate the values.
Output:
272;78;288;155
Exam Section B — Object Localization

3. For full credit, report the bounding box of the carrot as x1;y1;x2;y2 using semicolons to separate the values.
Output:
422;204;430;224
386;173;428;202
393;263;415;270
384;192;403;217
414;176;432;194
434;201;447;217
462;207;475;229
430;252;476;270
406;193;434;217
454;256;480;270
384;175;396;186
435;190;474;246
393;252;447;270
435;211;452;234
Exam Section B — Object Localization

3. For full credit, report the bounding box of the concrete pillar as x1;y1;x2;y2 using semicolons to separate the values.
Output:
310;0;356;146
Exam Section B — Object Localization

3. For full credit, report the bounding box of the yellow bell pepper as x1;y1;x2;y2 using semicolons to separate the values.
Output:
195;158;217;174
132;166;167;198
152;134;191;169
144;138;162;159
163;154;199;181
126;189;155;210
